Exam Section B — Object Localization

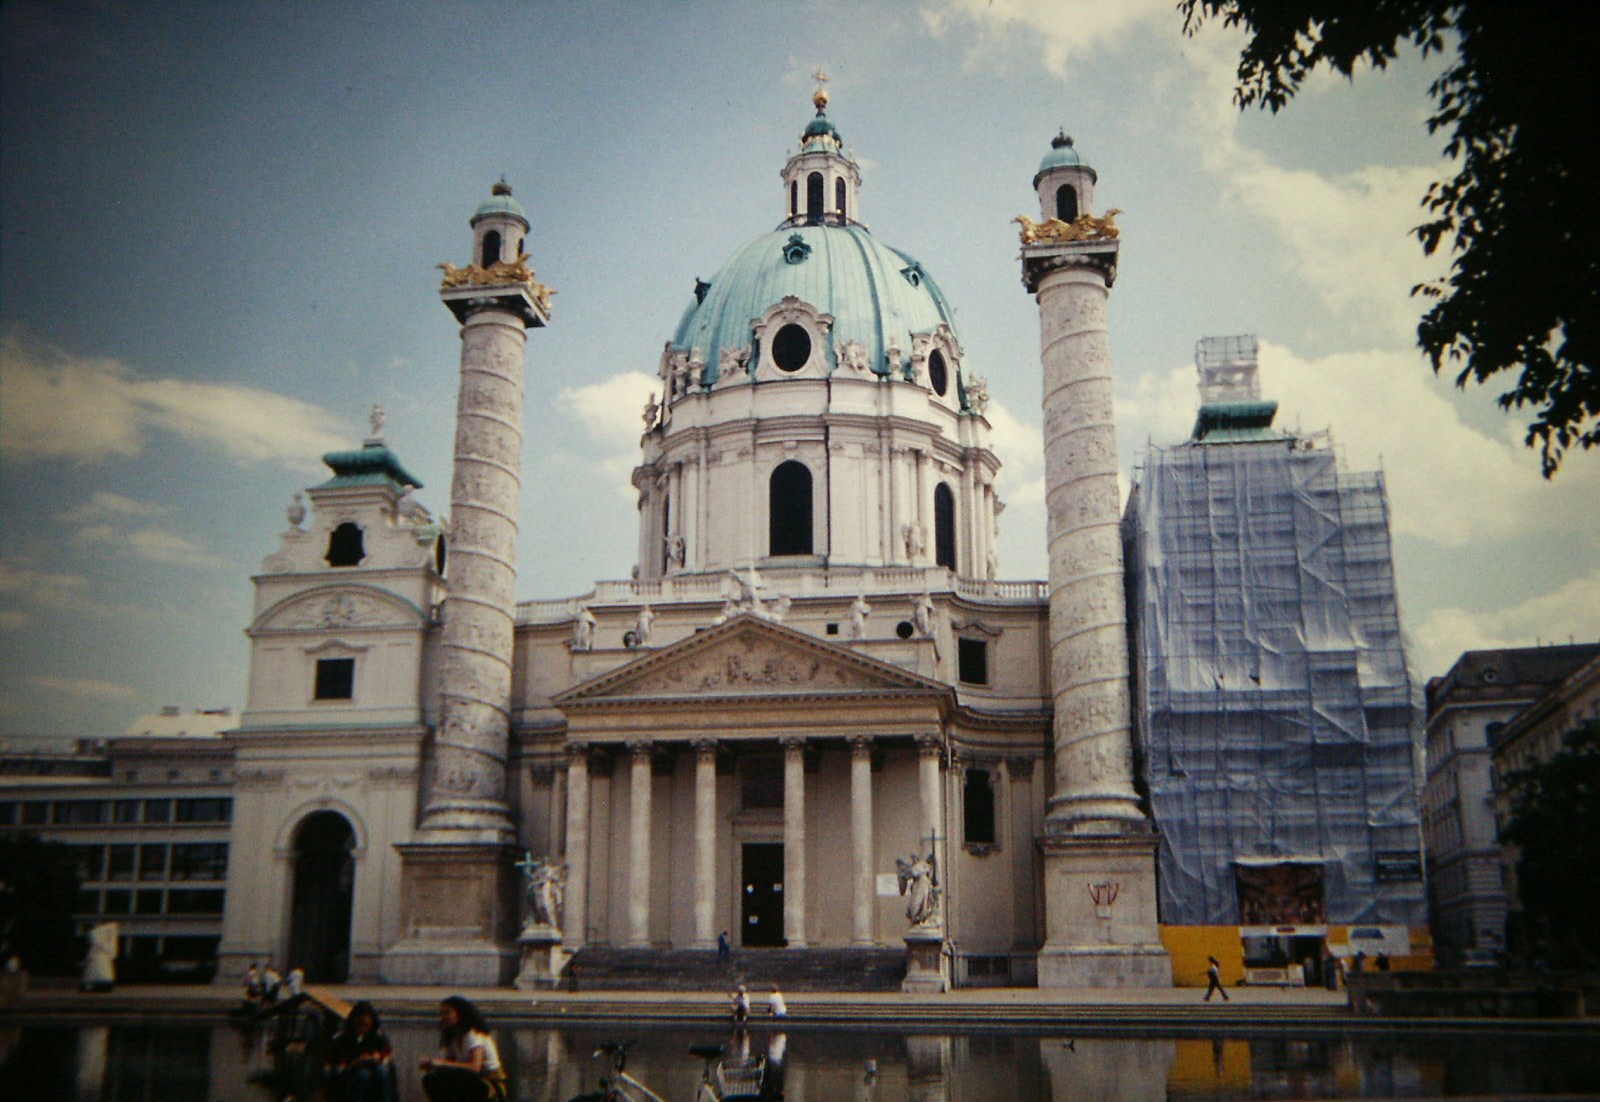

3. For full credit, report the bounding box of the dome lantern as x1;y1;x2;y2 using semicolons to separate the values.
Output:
780;70;861;229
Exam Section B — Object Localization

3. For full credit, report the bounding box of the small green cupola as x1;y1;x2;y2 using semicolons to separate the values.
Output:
1189;335;1284;444
780;70;862;229
1033;130;1099;224
469;179;530;269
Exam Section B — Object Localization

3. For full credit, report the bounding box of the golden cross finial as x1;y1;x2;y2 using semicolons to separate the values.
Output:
811;66;830;112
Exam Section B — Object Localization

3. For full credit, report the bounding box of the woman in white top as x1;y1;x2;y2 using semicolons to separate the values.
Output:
419;996;506;1102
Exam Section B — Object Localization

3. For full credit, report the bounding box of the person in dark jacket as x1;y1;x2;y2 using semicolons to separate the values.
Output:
1203;956;1230;1002
329;1000;397;1102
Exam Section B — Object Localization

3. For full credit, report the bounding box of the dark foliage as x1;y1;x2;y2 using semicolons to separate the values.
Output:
1500;721;1600;964
1181;3;1599;475
0;833;84;973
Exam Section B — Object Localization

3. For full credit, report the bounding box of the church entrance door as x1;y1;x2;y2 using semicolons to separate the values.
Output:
287;811;355;981
741;843;785;947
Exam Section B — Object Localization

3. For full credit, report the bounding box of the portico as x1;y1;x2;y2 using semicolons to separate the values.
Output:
548;615;951;952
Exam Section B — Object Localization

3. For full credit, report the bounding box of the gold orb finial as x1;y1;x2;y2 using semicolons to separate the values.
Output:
811;66;830;113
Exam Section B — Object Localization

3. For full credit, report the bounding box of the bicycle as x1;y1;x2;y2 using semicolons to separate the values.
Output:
564;1039;766;1102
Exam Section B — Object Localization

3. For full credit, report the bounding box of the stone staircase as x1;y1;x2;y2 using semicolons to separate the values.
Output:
564;947;906;992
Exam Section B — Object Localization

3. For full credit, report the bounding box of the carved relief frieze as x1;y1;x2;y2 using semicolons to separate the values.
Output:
601;636;898;697
260;588;418;632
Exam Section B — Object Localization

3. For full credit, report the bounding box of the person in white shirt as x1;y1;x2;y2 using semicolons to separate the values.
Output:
768;984;787;1018
419;996;506;1102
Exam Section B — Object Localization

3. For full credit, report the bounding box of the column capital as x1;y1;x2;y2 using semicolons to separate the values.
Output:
847;735;874;756
1006;755;1036;779
692;737;718;756
915;733;943;756
564;742;590;762
629;741;654;761
780;736;807;754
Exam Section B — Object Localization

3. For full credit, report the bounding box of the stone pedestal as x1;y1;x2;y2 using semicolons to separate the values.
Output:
380;839;520;986
1036;833;1172;988
514;925;568;990
902;928;949;993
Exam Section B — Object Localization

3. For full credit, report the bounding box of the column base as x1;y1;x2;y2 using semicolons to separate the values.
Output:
380;839;521;987
1037;832;1172;989
903;928;949;993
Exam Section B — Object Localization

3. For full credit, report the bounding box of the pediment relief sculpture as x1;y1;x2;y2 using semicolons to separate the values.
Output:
255;587;422;632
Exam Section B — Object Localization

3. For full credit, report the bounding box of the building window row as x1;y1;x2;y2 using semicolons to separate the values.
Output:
76;886;226;917
68;841;229;884
0;796;231;828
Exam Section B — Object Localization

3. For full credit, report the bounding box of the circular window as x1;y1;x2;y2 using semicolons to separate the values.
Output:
928;348;949;396
772;324;812;372
895;620;915;640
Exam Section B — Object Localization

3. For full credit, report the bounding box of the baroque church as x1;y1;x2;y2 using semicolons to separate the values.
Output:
218;85;1401;991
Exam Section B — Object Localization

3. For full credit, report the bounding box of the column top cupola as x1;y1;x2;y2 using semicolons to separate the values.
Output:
780;71;862;229
471;179;530;230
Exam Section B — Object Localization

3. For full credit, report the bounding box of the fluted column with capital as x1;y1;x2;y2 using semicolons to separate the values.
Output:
849;737;876;945
692;739;718;948
626;744;653;947
782;737;807;948
563;746;590;949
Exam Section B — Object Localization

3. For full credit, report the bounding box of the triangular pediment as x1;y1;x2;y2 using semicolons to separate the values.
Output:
556;614;948;705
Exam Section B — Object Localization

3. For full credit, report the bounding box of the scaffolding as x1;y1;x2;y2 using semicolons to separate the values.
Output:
1123;338;1425;927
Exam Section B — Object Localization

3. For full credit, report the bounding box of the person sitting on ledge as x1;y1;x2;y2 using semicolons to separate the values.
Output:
419;996;507;1102
329;1000;397;1102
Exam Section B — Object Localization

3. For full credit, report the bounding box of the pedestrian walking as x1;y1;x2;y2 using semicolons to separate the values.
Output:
717;929;731;964
1203;955;1230;1002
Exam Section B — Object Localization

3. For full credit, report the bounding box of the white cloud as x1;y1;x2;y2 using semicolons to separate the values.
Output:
557;371;659;497
1411;567;1600;681
1116;340;1600;549
921;0;1172;77
0;334;353;470
26;674;138;701
0;563;94;610
74;523;226;570
58;491;168;525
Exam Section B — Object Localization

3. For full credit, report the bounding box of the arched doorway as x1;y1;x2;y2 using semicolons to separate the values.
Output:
287;810;355;982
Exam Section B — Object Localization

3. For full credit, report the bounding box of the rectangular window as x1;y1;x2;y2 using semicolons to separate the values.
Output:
135;889;164;915
113;799;142;824
144;799;171;823
77;890;101;915
314;657;356;700
107;845;137;881
21;802;49;825
53;799;107;825
103;889;132;915
69;844;105;881
170;843;228;881
175;798;232;824
139;844;168;881
957;638;990;685
165;889;225;916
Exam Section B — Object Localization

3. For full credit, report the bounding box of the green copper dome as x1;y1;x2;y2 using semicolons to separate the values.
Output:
671;223;958;385
803;113;839;140
471;181;529;227
1034;131;1096;187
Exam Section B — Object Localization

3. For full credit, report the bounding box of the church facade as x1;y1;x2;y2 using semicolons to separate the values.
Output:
211;89;1437;990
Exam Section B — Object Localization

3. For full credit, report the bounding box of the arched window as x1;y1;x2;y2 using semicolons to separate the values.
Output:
1055;185;1078;223
769;461;813;556
964;768;996;845
326;522;364;567
934;483;956;571
480;229;502;267
835;177;847;221
660;493;672;573
790;180;798;218
806;172;824;220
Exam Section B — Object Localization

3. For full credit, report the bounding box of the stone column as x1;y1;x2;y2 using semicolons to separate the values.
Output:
563;745;590;949
916;735;943;852
782;737;807;948
692;739;718;948
422;301;532;834
849;737;876;945
1021;147;1169;988
626;744;653;947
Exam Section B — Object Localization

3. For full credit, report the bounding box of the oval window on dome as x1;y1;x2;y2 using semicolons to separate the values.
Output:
772;324;812;372
928;349;949;396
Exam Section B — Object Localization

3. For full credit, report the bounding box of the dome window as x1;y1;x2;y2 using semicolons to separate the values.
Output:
934;483;957;571
928;349;949;397
772;324;812;372
1055;185;1078;223
835;177;847;221
769;461;814;556
480;229;502;268
326;523;365;568
790;180;799;218
781;233;812;264
806;172;824;221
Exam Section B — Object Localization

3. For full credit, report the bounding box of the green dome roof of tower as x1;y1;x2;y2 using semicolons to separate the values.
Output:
1034;131;1096;186
471;180;529;227
803;113;839;140
670;223;958;386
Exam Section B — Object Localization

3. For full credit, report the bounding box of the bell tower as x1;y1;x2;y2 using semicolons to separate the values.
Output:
1019;133;1170;987
385;182;553;985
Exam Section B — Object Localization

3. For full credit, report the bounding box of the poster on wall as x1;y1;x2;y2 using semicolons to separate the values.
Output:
1235;861;1325;925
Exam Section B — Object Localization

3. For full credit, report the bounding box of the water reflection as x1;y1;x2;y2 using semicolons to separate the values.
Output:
0;1019;1595;1101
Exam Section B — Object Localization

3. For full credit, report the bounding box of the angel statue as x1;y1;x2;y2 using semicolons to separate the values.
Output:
896;850;941;928
515;851;565;930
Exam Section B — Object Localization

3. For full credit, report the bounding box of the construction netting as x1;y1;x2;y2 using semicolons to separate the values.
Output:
1124;421;1426;928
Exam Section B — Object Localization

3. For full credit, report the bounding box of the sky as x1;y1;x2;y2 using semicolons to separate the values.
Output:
3;0;1597;740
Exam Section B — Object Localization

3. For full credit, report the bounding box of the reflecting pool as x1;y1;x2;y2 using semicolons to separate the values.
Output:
2;1018;1596;1101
